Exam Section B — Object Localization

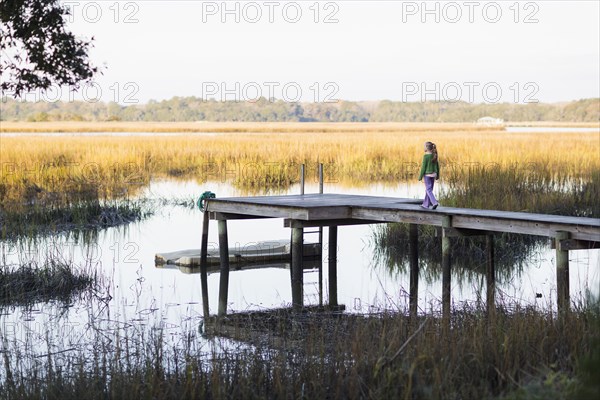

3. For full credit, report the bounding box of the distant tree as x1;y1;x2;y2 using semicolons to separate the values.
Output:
0;0;98;97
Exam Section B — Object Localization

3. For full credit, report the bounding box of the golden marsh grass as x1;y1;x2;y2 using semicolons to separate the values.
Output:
1;123;599;213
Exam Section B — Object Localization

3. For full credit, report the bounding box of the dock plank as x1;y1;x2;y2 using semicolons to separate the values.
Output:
206;194;600;242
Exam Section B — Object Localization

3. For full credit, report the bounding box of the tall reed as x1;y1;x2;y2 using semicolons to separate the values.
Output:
1;300;598;399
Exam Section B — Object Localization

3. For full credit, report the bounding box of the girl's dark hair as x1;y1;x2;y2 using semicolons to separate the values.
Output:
426;141;438;163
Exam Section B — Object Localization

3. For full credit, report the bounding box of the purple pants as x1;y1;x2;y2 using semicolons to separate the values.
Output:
422;176;439;208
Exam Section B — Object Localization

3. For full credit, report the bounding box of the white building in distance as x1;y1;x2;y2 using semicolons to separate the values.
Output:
477;116;505;126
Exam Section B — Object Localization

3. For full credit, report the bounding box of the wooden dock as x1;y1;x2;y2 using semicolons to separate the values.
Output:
199;193;600;320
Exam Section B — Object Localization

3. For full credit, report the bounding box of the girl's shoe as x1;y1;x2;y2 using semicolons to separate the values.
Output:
420;205;429;209
432;204;439;210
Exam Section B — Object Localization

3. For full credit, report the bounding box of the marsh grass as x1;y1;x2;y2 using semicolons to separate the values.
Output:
0;259;96;308
1;126;598;214
441;165;600;217
1;300;598;400
0;198;153;240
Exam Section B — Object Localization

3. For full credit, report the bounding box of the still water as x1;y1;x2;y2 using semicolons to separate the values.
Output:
504;126;599;133
1;180;598;357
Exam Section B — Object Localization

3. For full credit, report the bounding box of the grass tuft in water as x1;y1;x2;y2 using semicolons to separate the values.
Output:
0;199;154;240
0;259;96;308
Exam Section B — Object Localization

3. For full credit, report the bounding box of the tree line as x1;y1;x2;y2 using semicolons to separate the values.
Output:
1;97;598;123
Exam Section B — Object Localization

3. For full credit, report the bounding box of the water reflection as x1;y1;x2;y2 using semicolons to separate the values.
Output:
372;224;546;283
1;180;598;364
157;259;322;276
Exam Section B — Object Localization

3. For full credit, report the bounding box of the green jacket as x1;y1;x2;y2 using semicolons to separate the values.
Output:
418;153;440;180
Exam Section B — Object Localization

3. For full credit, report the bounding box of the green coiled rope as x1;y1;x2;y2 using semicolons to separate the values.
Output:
197;191;216;211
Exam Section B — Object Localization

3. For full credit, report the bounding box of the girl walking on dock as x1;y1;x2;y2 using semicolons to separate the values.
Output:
418;141;440;209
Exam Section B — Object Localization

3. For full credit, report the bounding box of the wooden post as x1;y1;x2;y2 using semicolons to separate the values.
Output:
408;223;419;319
300;164;305;195
486;234;495;318
328;225;338;308
555;231;570;313
442;216;452;323
318;163;324;307
200;211;210;319
318;163;324;193
217;220;230;317
291;226;304;311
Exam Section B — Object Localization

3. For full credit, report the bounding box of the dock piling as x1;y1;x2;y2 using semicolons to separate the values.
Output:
486;234;495;319
328;225;339;308
291;226;304;311
442;216;452;323
318;163;324;306
409;223;419;319
200;211;210;319
555;231;570;313
217;220;230;317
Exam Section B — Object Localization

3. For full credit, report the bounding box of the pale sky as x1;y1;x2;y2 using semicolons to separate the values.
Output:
52;0;600;104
